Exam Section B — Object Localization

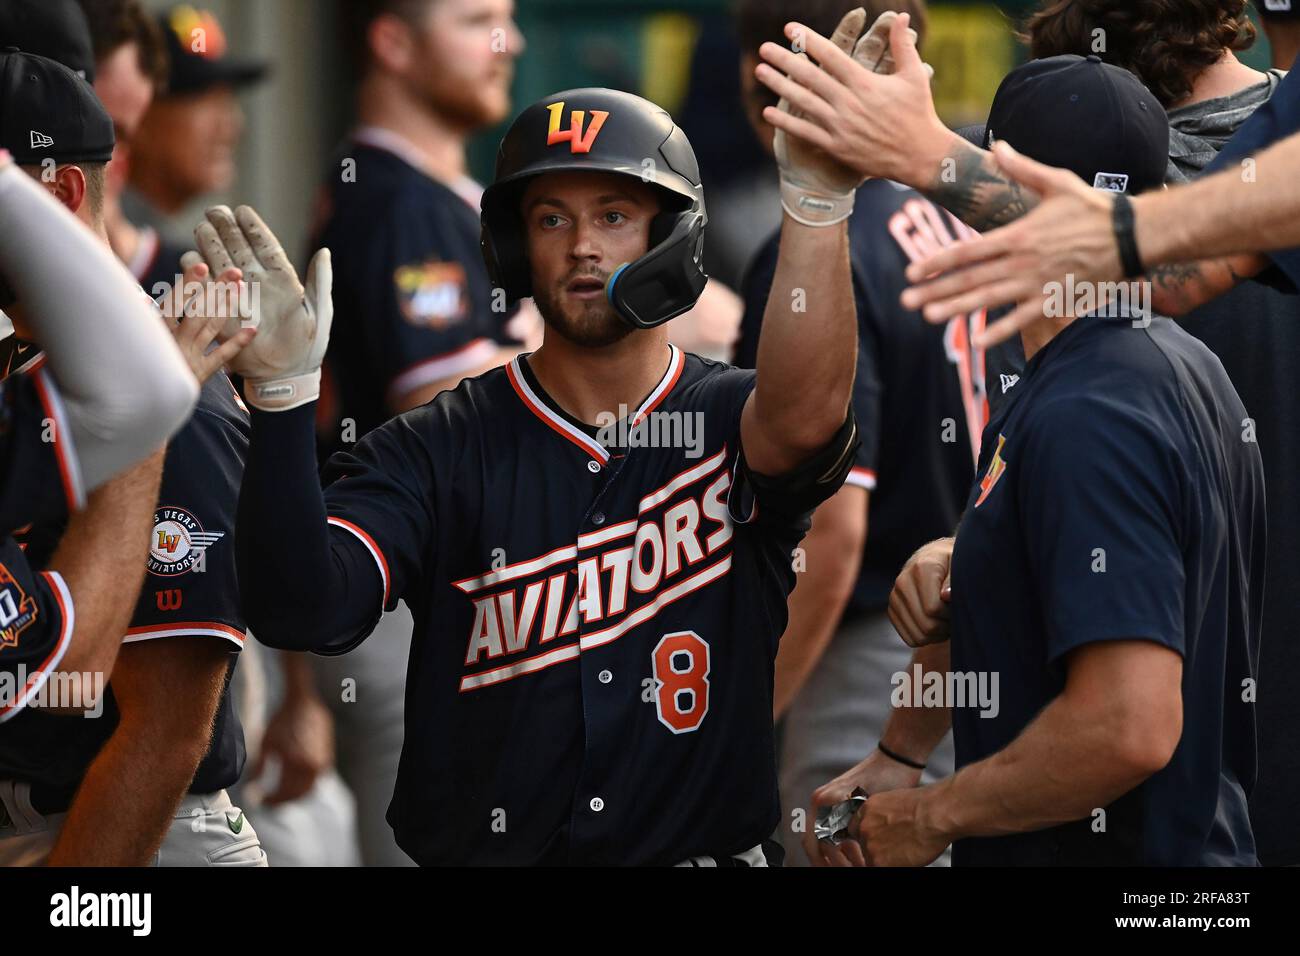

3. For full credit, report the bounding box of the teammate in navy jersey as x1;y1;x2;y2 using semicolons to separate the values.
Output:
0;370;82;723
311;132;524;452
0;48;207;736
933;307;1263;866
312;0;529;456
796;53;1266;867
0;365;263;866
213;39;878;861
0;34;261;861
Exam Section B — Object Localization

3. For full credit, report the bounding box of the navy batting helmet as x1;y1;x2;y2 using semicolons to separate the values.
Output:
480;87;707;330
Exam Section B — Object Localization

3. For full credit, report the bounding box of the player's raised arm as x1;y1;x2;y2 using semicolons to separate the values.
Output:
739;10;867;476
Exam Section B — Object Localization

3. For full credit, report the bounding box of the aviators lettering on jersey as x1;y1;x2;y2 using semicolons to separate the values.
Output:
454;448;735;694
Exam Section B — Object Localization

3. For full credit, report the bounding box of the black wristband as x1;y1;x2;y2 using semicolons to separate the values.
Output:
1112;193;1144;279
877;741;926;770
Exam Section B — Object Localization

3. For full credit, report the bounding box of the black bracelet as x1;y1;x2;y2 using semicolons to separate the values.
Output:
1112;192;1144;279
877;741;926;770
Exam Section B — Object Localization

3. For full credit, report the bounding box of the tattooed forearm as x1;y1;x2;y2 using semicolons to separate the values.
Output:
1147;261;1206;315
923;140;1038;231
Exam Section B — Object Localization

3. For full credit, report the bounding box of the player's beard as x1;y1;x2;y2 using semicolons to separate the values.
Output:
532;274;632;349
416;63;513;130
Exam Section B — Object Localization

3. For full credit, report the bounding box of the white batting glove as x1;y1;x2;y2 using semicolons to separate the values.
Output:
189;205;333;412
775;9;870;226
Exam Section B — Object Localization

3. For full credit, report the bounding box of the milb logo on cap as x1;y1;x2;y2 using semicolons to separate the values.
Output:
546;102;609;154
1093;171;1130;192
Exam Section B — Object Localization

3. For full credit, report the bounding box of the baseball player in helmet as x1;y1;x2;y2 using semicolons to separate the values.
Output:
213;8;876;865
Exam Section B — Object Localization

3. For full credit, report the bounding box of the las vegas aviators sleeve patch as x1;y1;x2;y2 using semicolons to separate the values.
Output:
126;387;249;649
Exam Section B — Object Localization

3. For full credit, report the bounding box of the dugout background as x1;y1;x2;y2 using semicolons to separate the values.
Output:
139;0;1279;276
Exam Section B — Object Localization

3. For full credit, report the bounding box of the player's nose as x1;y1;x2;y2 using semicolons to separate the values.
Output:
568;219;602;261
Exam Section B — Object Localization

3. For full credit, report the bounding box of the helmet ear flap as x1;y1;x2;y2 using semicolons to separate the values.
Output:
606;208;707;329
480;188;533;301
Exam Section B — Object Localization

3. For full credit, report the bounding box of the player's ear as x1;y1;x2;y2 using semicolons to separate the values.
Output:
48;164;87;218
369;13;417;74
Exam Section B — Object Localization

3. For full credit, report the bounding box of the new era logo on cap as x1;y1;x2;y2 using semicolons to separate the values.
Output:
1265;1;1293;12
1093;171;1129;193
29;131;52;149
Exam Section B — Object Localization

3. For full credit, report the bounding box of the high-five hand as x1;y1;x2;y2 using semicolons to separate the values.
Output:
756;12;948;188
192;205;333;411
765;7;869;226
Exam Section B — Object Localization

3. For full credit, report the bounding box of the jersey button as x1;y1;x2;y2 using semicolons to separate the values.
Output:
589;797;605;812
591;512;606;526
587;460;602;474
598;669;613;684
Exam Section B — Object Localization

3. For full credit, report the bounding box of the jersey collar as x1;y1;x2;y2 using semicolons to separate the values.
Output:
350;125;483;209
506;344;685;464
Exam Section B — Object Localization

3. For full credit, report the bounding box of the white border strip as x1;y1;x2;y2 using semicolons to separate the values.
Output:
328;516;390;609
845;467;877;490
386;338;497;406
507;358;609;463
0;571;74;723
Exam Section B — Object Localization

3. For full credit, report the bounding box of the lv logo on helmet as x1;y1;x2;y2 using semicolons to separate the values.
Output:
545;102;609;154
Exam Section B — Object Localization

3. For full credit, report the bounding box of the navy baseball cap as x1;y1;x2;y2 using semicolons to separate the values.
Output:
157;5;268;95
0;49;114;164
0;0;95;82
983;54;1169;195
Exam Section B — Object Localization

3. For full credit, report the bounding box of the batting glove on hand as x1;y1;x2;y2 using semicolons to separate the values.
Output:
774;8;870;226
188;205;333;412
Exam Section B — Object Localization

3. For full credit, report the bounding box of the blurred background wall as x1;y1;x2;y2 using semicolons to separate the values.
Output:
143;0;1280;273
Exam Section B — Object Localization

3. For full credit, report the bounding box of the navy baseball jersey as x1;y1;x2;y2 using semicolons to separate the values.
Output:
735;179;1011;611
949;311;1264;865
0;368;250;809
0;363;83;532
0;535;72;724
313;346;855;865
311;127;515;453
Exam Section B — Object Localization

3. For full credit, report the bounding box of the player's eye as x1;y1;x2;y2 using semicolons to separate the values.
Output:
603;210;627;225
539;213;564;229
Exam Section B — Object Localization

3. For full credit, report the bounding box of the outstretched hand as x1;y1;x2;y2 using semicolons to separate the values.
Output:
164;255;257;386
756;12;948;187
190;204;333;411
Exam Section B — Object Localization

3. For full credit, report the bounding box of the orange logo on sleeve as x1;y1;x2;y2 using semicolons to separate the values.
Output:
974;434;1008;507
0;563;38;650
545;102;609;154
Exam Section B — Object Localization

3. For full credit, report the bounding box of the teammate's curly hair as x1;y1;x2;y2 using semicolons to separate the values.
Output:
1022;0;1257;108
